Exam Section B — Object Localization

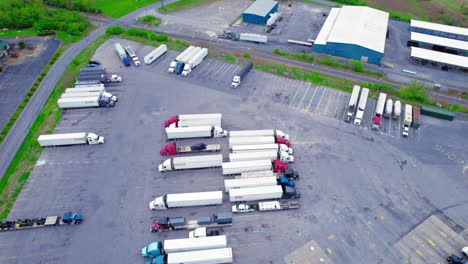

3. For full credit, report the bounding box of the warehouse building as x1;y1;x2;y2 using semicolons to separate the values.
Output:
0;40;10;63
314;6;389;65
242;0;279;25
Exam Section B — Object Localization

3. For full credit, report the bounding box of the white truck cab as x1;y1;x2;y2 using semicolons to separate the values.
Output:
87;133;105;144
149;196;165;210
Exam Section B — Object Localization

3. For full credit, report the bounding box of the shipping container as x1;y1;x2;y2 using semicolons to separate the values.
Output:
412;106;421;129
163;235;227;253
421;105;454;121
224;177;278;192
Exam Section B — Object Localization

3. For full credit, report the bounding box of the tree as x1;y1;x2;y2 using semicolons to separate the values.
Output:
399;80;429;103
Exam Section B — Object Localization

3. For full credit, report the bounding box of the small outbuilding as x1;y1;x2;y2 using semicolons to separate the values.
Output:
313;6;389;65
242;0;279;25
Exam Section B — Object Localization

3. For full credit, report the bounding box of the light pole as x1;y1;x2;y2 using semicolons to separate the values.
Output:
160;0;164;10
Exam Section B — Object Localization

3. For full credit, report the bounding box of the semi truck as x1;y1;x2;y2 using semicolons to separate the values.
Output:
77;73;122;83
0;212;82;232
372;92;387;131
229;136;290;147
144;44;167;64
38;132;104;147
165;126;227;140
79;67;105;74
232;200;300;213
231;143;293;155
229;129;289;140
237;168;299;180
175;47;201;74
189;227;223;238
124;45;140;66
384;99;393;118
402;104;412;137
146;247;233;264
240;33;268;43
229;185;300;202
65;86;105;93
228;150;294;163
61;91;102;98
231;62;253;88
150;213;232;232
182;48;208;76
168;46;195;73
57;95;116;109
224;177;278;192
164;113;222;127
142;235;228;257
353;88;369;126
222;160;288;175
159;154;223;172
114;42;130;67
393;100;401;119
345;85;361;122
149;191;223;210
160;142;221;155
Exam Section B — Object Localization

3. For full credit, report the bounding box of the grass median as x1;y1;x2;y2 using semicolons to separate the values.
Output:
158;0;218;13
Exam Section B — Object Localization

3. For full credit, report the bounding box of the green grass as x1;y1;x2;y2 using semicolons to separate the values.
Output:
225;55;236;63
316;56;384;78
137;15;162;27
93;0;160;18
0;29;40;37
0;34;112;219
273;48;315;64
158;0;218;13
242;53;252;59
0;25;96;46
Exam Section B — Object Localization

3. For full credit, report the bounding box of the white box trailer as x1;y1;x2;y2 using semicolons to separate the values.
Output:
57;96;115;108
229;129;289;140
384;99;393;118
65;86;105;93
229;150;294;163
165;113;222;127
224;177;277;192
240;33;268;43
165;126;227;140
182;48;208;76
222;160;272;175
159;154;223;172
149;191;223;210
73;83;105;89
345;85;361;122
231;143;293;155
353;88;369;126
61;92;102;98
169;46;195;73
166;247;233;264
393;100;401;119
229;137;275;147
229;185;283;202
163;235;227;253
38;132;104;147
371;92;387;131
144;44;167;64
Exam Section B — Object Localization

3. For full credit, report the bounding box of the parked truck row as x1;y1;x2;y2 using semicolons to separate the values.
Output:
150;213;232;232
168;46;208;75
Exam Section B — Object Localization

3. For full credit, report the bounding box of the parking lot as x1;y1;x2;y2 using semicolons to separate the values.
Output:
0;39;466;264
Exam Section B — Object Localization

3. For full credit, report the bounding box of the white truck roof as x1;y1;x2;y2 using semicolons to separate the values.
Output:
229;185;283;202
181;47;201;63
224;177;278;192
167;247;233;264
172;154;222;166
229;137;275;147
175;46;195;61
404;104;413;124
38;133;87;141
222;160;272;175
375;92;387;116
229;150;280;162
163;235;227;253
178;113;222;121
357;88;369;111
348;85;361;107
166;191;223;207
186;48;208;65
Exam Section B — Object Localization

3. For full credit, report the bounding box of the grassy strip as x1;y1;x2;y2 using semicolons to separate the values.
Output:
0;26;96;46
158;0;218;13
316;57;384;79
107;26;188;50
273;49;314;63
94;0;160;18
137;15;162;27
0;34;112;219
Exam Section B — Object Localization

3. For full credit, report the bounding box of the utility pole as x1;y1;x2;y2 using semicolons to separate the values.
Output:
161;0;164;10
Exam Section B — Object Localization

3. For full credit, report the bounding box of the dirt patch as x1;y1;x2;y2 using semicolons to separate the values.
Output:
4;42;45;66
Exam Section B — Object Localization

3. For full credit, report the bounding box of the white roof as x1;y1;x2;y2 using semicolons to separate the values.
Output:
315;8;340;45
411;32;468;51
410;47;468;68
410;19;468;37
316;6;389;53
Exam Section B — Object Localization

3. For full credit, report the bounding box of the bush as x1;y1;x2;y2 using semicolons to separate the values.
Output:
106;26;125;35
225;55;236;63
125;27;168;42
242;53;251;59
349;59;363;72
43;0;102;13
138;15;157;23
33;9;90;36
399;80;429;103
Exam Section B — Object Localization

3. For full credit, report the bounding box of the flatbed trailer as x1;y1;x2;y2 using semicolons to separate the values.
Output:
0;212;83;232
160;142;221;155
232;200;300;213
150;213;233;232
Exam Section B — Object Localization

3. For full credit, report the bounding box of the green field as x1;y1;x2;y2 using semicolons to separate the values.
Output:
94;0;160;18
158;0;218;13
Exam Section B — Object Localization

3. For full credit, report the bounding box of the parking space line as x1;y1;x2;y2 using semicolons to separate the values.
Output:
210;63;230;79
305;86;319;112
297;83;311;110
333;92;343;118
315;87;327;113
323;90;337;117
289;81;304;107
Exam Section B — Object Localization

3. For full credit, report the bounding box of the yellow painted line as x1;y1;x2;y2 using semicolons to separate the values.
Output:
427;239;436;247
305;85;319;112
333;92;343;118
326;248;332;254
297;83;311;110
439;231;447;237
415;249;423;257
397;115;401;138
323;90;335;116
412;235;422;243
315;88;327;113
328;234;335;240
289;81;304;107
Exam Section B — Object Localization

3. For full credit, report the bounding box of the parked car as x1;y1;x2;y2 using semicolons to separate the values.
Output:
447;255;468;264
89;60;101;65
87;64;100;68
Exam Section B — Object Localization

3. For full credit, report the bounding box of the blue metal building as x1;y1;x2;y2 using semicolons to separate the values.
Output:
313;6;389;65
242;0;279;25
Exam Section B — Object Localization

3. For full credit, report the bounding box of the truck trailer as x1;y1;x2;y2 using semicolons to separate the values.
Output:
237;168;299;180
353;88;369;126
393;100;402;120
114;42;130;67
77;73;122;83
229;129;289;140
150;213;232;233
57;95;116;109
142;235;228;257
240;33;268;43
61;91;103;98
189;227;223;238
384;99;393;118
165;126;227;140
231;143;293;155
222;160;288;175
168;46;195;73
229;136;290;147
65;86;105;93
228;150;294;163
160;142;221;155
402;104;412;137
345;85;361;122
372;92;387;131
159;154;223;172
164;113;222;128
228;185;300;202
38;132;104;147
412;106;421;129
124;45;141;66
224;177;278;192
147;247;233;264
231;62;253;88
73;83;105;89
144;44;167;64
175;47;201;74
149;191;223;210
182;48;208;76
232;200;300;213
0;212;83;232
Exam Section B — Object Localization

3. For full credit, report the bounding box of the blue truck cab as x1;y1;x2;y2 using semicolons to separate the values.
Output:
123;56;131;67
277;176;295;187
146;256;165;264
175;61;185;74
141;241;163;258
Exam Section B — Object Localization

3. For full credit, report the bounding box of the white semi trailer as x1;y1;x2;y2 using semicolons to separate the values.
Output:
222;160;273;175
224;177;278;192
384;99;393;118
159;154;223;172
38;132;104;147
182;48;208;76
149;191;223;210
144;44;167;65
231;143;293;155
163;236;228;253
240;33;268;43
65;86;105;93
228;150;294;163
165;126;227;140
228;136;290;148
229;129;289;140
353;88;369;126
168;46;195;73
57;94;117;109
174;47;201;74
61;92;102;98
371;92;387;131
163;248;233;264
164;113;222;127
345;85;361;123
73;83;105;89
393;100;402;119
